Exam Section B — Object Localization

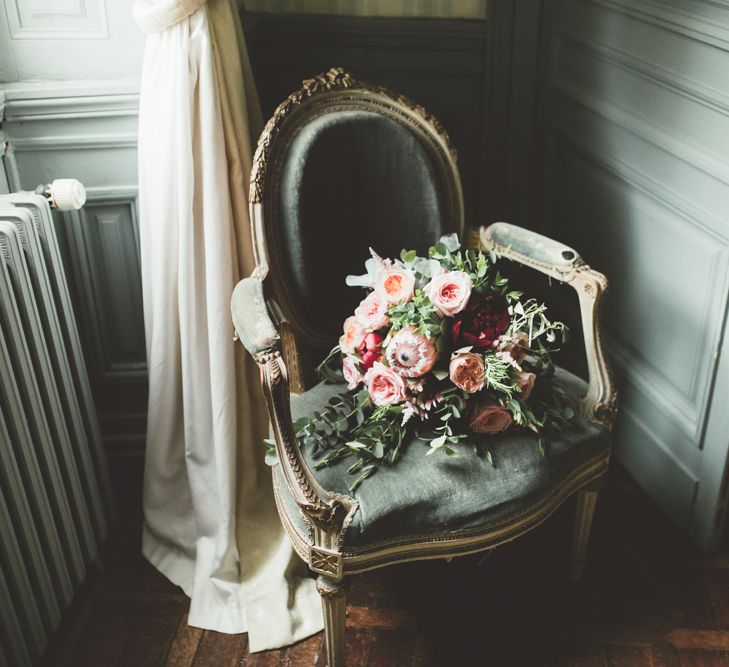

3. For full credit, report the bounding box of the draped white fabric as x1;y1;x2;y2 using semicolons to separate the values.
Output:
134;0;323;651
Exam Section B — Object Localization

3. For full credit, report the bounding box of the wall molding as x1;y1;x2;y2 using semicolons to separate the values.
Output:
0;80;140;119
549;118;729;243
66;185;145;383
10;134;138;152
554;30;729;122
1;83;140;155
585;0;729;53
609;332;702;442
4;0;109;40
4;95;139;122
551;70;729;191
615;400;699;530
548;121;729;448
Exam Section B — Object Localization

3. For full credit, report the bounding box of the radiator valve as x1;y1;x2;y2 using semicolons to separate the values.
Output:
35;178;87;211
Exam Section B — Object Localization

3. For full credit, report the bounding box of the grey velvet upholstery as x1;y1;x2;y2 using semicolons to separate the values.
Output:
273;368;609;550
274;109;455;339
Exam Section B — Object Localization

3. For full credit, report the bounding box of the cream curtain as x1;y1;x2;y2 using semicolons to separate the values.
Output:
133;0;323;651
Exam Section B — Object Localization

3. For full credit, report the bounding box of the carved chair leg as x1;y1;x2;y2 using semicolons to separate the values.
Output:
571;478;603;582
317;575;346;667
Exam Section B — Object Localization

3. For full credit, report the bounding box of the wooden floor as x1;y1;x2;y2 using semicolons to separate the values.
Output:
42;464;729;667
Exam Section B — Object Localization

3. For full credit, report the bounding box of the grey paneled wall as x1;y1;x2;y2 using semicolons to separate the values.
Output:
1;84;147;455
535;0;729;548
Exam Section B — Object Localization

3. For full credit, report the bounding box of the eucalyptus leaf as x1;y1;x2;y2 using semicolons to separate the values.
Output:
400;249;417;263
439;233;461;252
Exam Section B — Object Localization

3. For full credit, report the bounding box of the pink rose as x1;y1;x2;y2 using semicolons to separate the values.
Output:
357;332;384;369
449;352;485;393
354;291;390;331
386;326;438;378
339;316;366;355
514;371;536;400
470;399;513;434
376;266;416;304
424;270;472;318
342;355;364;390
364;361;407;406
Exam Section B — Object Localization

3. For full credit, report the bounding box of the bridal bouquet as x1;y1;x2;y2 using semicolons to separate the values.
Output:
290;234;575;490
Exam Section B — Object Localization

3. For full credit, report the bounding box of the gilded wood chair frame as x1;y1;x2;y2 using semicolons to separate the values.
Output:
232;68;617;667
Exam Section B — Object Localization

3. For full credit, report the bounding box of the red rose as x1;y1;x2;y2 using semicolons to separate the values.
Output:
358;332;384;369
451;293;510;349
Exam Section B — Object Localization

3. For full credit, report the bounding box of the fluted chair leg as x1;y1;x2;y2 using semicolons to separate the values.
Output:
317;575;346;667
571;479;602;582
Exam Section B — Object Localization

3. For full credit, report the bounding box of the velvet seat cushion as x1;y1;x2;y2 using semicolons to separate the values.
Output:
276;109;454;339
272;368;609;551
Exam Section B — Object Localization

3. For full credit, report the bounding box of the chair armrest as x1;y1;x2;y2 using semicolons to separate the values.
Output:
232;274;280;356
231;274;353;535
479;223;618;428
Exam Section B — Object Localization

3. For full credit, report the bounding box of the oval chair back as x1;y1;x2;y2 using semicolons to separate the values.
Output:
248;68;464;386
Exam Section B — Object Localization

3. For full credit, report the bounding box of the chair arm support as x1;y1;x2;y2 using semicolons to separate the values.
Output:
479;223;618;428
231;274;353;537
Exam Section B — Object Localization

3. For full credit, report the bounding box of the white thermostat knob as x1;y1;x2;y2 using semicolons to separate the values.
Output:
49;179;86;211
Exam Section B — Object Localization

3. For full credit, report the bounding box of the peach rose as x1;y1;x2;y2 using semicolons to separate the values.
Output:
386;326;438;378
342;355;364;390
449;352;485;393
339;316;366;355
364;361;407;406
354;291;390;331
514;371;536;400
424;270;472;318
470;399;513;434
376;266;415;304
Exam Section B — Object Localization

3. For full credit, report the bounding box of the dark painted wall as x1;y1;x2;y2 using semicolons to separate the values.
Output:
242;11;490;226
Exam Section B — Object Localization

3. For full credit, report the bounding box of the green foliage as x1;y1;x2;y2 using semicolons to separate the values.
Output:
387;288;440;339
482;355;516;396
316;345;345;382
418;390;468;457
508;298;569;355
295;389;411;491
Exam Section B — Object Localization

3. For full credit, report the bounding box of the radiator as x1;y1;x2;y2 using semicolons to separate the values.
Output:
0;191;113;666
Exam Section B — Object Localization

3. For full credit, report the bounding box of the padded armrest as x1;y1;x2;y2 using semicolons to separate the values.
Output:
231;275;280;357
482;222;583;280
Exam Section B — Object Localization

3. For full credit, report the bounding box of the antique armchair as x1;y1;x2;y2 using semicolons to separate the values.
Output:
231;68;617;666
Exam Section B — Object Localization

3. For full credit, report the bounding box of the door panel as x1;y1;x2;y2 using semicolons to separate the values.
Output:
538;0;729;548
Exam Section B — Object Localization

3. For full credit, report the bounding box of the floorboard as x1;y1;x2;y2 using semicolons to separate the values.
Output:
41;465;729;666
